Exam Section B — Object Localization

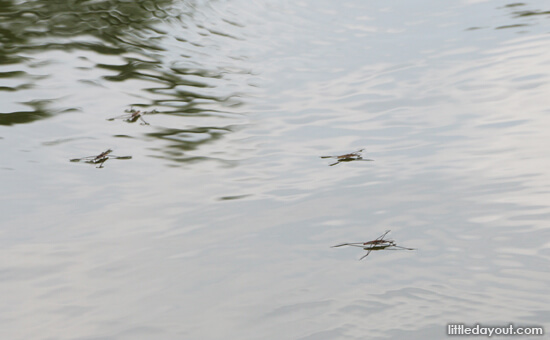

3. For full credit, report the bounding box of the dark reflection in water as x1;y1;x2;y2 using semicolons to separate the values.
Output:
0;0;169;106
466;2;550;31
0;98;73;125
498;2;550;30
0;0;249;165
0;0;171;52
143;125;240;164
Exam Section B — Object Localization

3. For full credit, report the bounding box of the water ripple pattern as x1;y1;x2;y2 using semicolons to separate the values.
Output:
1;0;550;340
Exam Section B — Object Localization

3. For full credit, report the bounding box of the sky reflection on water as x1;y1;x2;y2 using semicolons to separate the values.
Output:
1;0;550;339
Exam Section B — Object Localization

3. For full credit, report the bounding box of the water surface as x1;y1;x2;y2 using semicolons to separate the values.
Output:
1;0;550;339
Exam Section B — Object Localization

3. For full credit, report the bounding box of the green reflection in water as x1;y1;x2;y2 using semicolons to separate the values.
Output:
0;0;170;62
0;0;170;125
143;125;239;165
466;2;550;31
0;0;245;128
500;2;550;29
1;0;251;167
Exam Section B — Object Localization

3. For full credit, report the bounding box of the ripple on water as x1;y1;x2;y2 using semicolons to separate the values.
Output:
2;0;550;339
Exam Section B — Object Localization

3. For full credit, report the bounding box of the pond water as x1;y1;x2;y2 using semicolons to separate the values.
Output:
1;0;550;339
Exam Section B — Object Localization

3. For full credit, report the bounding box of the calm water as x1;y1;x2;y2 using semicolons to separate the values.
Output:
1;0;550;339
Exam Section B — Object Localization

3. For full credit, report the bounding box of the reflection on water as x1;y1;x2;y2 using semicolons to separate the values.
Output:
0;0;252;164
468;2;550;31
1;0;550;339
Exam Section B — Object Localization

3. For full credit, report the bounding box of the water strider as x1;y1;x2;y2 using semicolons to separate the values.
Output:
107;107;158;125
320;149;373;166
332;230;415;260
70;149;132;168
